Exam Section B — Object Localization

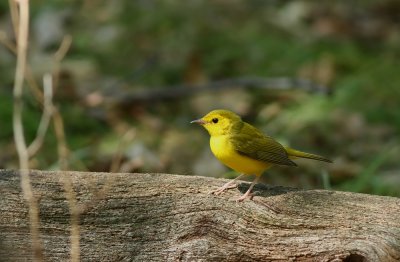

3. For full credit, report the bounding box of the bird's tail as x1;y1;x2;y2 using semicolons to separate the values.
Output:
285;147;332;163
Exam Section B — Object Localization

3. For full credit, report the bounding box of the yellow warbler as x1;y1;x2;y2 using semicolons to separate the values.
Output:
191;109;331;202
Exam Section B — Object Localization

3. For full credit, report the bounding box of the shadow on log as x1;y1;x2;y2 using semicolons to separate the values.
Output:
0;170;399;261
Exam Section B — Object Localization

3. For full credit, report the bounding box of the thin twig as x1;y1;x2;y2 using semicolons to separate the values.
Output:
25;65;44;102
0;26;44;103
53;34;72;90
52;109;70;170
8;0;19;41
0;30;17;53
51;33;80;262
27;73;54;157
55;34;72;61
48;34;72;170
12;0;43;260
49;32;79;262
110;128;136;172
60;175;80;262
51;34;72;170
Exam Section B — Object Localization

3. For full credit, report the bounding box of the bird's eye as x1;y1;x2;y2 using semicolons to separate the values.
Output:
212;118;218;123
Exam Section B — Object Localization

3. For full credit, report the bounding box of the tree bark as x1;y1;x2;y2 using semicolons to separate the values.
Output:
0;169;399;262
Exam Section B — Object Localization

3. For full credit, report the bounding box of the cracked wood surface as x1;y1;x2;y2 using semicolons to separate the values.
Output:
0;169;399;261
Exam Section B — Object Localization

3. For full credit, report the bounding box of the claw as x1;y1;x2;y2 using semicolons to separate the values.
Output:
210;183;237;195
209;174;246;196
235;192;254;202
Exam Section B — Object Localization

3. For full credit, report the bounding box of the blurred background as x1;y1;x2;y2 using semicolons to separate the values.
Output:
0;1;399;196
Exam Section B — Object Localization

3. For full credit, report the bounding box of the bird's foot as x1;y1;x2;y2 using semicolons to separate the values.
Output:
235;191;254;202
210;183;237;195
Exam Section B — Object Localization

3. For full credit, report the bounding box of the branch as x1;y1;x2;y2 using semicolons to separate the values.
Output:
109;76;331;106
1;170;399;261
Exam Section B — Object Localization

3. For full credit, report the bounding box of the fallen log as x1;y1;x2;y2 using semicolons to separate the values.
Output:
0;170;399;261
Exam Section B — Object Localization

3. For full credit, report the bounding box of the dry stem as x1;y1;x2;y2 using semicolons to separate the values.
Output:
8;2;80;261
27;74;54;157
60;175;81;262
11;0;43;260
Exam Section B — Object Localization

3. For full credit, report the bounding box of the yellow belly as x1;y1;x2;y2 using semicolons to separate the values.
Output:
210;135;271;176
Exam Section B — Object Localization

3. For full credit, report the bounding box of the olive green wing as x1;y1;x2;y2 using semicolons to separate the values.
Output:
231;123;297;167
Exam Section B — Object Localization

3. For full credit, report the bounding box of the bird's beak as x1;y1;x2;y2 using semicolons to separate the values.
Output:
190;118;206;125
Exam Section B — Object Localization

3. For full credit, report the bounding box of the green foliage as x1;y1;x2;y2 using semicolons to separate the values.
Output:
1;1;399;196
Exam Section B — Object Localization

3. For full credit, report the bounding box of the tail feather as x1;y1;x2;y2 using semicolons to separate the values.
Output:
285;147;332;163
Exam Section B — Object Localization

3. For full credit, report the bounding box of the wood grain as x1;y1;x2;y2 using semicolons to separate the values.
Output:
0;170;399;261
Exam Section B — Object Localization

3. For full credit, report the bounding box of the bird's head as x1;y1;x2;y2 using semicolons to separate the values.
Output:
191;109;243;136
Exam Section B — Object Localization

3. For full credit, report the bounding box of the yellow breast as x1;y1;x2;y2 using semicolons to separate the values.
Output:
210;135;271;176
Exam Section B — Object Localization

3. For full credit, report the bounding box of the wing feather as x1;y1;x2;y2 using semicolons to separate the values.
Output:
231;123;297;166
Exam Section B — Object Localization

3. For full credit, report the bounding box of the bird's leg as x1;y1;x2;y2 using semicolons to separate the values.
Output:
235;175;261;202
210;174;246;195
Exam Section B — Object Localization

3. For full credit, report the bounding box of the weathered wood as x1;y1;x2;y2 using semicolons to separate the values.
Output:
0;169;399;261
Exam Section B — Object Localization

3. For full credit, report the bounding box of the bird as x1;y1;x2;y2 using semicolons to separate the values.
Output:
191;109;332;202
